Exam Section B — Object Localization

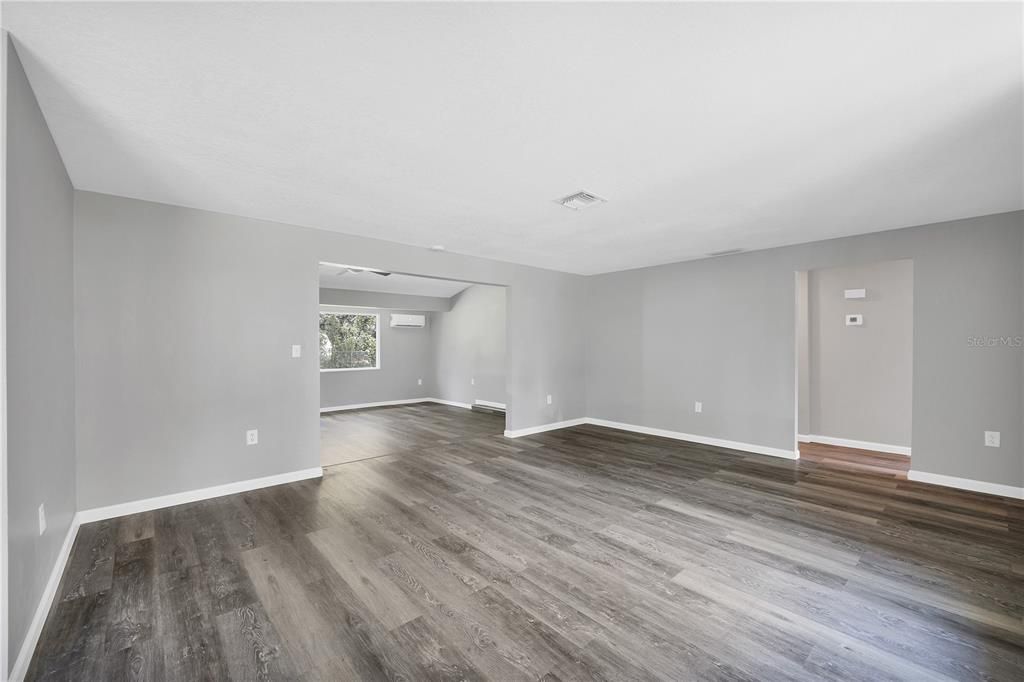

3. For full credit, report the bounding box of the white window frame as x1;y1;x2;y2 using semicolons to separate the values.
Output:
319;310;380;372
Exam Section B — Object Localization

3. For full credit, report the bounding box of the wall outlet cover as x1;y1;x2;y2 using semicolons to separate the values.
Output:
246;429;259;445
546;394;553;405
291;344;302;358
694;401;703;413
984;431;1000;447
418;378;423;385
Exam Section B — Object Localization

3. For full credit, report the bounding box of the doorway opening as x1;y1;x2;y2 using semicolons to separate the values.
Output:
316;262;507;467
795;259;913;477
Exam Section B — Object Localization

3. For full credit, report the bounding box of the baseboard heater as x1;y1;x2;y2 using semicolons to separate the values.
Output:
472;400;505;416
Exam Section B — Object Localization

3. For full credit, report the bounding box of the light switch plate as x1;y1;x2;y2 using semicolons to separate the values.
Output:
546;394;553;405
694;401;702;413
291;345;301;358
984;431;1000;447
38;503;46;536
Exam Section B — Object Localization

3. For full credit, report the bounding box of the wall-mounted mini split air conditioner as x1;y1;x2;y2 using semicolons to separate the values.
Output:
390;314;426;328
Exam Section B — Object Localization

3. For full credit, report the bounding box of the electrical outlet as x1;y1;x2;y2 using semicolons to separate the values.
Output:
694;401;703;414
417;378;423;385
546;394;553;405
38;503;46;536
471;377;475;385
246;429;259;446
984;431;1000;447
291;345;301;358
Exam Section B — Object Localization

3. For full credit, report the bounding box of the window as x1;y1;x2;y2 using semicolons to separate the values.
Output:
319;312;379;371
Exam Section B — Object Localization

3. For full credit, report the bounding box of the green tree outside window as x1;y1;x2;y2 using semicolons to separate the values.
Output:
320;313;378;369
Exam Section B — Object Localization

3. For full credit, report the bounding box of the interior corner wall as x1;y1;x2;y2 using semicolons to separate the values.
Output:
431;285;507;406
585;211;1024;489
807;259;913;447
319;307;433;409
795;271;811;436
4;37;77;675
73;191;587;510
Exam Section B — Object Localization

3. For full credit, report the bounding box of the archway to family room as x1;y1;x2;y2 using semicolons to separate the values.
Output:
316;262;508;467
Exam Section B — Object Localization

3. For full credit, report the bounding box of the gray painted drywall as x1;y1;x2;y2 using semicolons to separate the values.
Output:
807;260;913;446
586;211;1024;488
74;191;586;509
796;271;810;435
431;285;507;406
320;307;433;409
4;38;77;673
319;288;451;312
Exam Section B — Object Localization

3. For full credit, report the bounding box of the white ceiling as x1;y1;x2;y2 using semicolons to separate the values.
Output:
4;2;1021;275
318;263;472;298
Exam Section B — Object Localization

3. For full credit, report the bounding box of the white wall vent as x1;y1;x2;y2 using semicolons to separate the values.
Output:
556;191;606;210
390;314;425;328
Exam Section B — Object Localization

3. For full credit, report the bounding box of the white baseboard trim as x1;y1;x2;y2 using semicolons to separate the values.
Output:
10;465;324;679
10;512;82;682
797;434;911;457
77;467;324;524
321;398;429;413
427;398;473;410
504;418;588;438
587;418;798;459
474;400;506;410
503;416;798;459
320;398;475;414
907;470;1024;500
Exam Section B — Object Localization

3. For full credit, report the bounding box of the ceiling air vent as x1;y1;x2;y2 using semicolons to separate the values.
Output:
706;248;745;257
556;191;606;210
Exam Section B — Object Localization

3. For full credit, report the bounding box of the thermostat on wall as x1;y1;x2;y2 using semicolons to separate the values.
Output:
845;314;863;326
844;288;866;299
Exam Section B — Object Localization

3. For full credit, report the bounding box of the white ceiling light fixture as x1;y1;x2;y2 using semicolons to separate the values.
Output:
556;191;606;211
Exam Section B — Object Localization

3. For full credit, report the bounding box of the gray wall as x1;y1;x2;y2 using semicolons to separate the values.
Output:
431;285;507;406
74;191;586;509
586;211;1023;488
4;37;77;674
319;287;451;312
807;260;913;446
320;307;433;409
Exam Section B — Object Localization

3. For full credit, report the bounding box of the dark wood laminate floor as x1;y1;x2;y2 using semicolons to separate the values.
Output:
29;405;1024;680
320;402;505;466
799;441;911;478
